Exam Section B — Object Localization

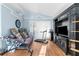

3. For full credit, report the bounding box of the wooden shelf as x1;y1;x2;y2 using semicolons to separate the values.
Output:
70;48;79;53
71;31;79;32
69;39;79;43
72;21;79;23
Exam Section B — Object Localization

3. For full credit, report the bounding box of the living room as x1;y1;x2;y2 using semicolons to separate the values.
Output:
0;3;79;56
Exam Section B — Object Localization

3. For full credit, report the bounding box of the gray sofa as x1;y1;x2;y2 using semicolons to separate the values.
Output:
9;28;33;56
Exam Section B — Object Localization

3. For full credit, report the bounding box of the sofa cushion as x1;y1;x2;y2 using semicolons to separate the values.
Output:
10;28;24;42
16;33;23;39
24;37;33;45
10;28;18;35
20;32;28;39
18;28;28;39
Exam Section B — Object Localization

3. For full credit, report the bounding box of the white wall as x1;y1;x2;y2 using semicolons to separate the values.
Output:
0;4;7;52
0;4;24;52
23;19;52;40
1;5;23;36
34;21;51;40
0;4;2;50
0;4;1;36
22;10;53;39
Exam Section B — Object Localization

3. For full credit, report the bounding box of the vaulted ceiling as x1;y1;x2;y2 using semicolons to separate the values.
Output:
3;3;73;20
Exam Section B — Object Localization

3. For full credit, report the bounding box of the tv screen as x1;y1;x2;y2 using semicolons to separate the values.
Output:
58;26;68;35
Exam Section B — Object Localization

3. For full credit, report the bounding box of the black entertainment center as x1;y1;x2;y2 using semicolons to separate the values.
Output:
58;26;68;36
53;3;79;56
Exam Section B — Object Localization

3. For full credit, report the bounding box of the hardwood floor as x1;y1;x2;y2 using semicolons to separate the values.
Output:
3;40;65;56
3;49;30;56
46;40;65;56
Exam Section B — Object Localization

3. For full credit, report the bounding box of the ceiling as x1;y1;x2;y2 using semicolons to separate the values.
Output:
3;3;73;19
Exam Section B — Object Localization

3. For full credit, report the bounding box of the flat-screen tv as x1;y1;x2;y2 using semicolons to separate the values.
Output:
58;26;68;35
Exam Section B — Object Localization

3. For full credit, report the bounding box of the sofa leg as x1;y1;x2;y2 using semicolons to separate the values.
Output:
30;50;33;56
27;47;33;56
29;48;33;56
